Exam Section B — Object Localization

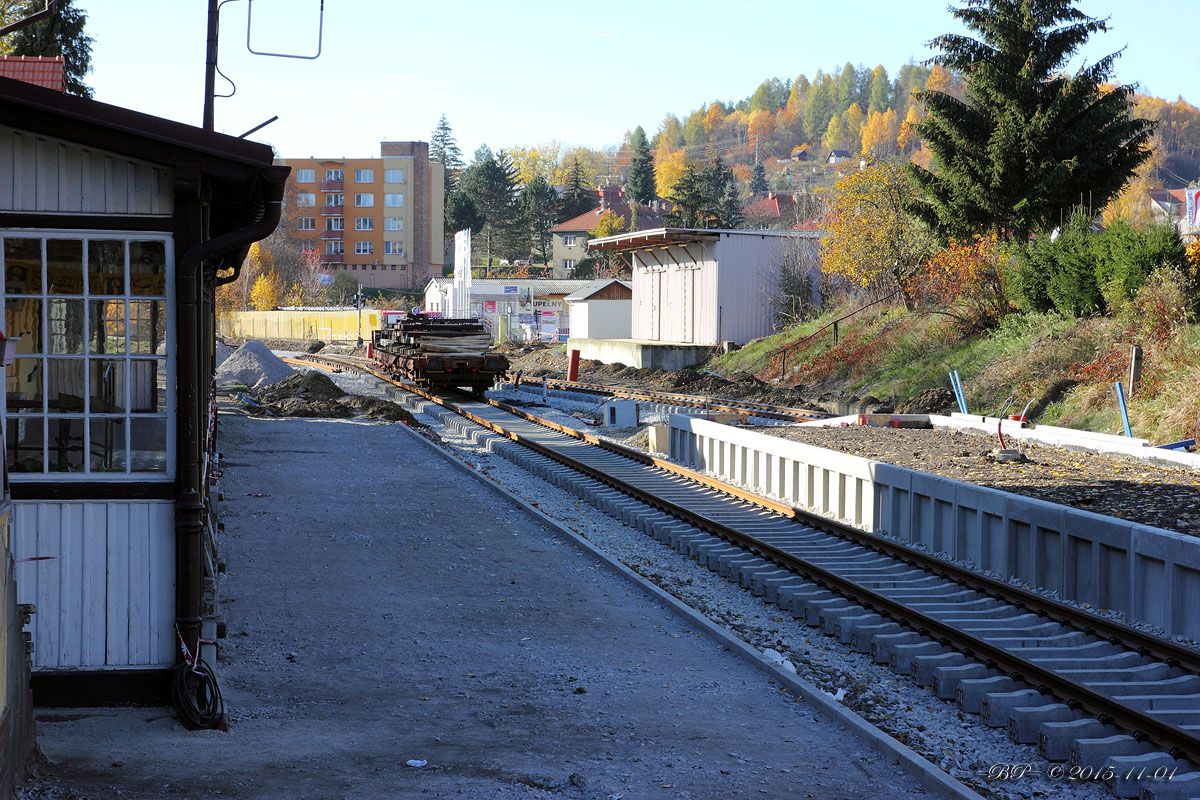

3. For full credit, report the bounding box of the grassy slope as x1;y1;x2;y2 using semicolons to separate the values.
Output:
707;306;1200;444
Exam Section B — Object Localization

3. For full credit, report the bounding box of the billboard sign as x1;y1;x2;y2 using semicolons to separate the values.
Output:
453;229;472;286
1187;188;1200;229
504;285;518;294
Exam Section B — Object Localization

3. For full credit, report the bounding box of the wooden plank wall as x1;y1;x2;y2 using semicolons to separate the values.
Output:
0;125;173;216
12;501;174;671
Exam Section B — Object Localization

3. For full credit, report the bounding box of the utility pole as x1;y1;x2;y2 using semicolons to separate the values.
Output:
203;0;219;131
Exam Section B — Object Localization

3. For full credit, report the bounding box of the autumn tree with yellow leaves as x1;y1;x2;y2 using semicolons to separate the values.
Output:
821;162;935;308
249;270;283;311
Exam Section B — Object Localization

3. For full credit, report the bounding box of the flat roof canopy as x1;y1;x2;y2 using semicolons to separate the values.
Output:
586;227;817;252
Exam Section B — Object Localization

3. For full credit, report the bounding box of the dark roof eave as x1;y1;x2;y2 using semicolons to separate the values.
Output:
0;75;276;179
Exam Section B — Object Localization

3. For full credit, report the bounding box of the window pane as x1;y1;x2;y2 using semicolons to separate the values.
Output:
129;359;164;412
5;297;43;353
47;299;85;354
129;241;166;296
89;417;126;473
88;299;126;355
47;417;85;472
4;237;41;294
47;359;85;413
129;300;166;354
88;240;125;295
6;416;44;473
6;357;43;410
46;239;84;294
129;417;167;472
89;359;126;413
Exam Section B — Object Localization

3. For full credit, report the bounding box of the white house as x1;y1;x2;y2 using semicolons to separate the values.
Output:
422;278;594;341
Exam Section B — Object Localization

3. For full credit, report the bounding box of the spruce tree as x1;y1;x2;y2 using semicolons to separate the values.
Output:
557;157;593;221
458;147;521;267
749;162;769;194
626;126;656;204
430;115;464;191
911;0;1153;238
664;165;708;228
6;0;93;96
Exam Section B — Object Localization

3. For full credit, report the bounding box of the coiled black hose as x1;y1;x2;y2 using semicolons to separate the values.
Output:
171;659;225;730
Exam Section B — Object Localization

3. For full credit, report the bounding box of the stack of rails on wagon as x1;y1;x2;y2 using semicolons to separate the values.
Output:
371;311;509;393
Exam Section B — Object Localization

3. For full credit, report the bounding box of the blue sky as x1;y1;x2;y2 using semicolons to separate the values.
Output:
79;0;1197;159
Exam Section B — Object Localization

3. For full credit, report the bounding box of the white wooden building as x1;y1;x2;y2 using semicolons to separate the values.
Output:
0;75;285;697
587;228;821;347
564;279;631;340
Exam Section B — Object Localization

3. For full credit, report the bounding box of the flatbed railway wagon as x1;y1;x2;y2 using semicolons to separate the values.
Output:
371;315;509;393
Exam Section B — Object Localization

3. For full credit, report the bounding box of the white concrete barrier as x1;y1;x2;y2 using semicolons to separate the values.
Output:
668;414;1200;639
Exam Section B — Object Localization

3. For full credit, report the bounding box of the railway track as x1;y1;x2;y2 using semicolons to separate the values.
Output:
530;376;828;423
292;353;1200;797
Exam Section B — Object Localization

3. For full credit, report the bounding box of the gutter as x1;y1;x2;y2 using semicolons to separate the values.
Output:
174;169;286;686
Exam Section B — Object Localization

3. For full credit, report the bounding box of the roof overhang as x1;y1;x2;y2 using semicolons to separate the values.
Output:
586;227;818;253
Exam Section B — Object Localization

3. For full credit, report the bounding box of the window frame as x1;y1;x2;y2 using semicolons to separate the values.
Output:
383;241;404;255
296;217;316;231
2;230;176;482
354;168;374;183
354;217;374;231
354;193;375;208
384;193;404;208
325;168;344;181
383;169;405;183
355;241;374;255
295;168;316;183
383;217;404;231
295;193;317;207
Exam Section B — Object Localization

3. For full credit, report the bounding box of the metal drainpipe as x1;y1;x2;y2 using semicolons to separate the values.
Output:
175;179;285;661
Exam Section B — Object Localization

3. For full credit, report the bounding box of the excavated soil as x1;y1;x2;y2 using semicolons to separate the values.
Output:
249;371;425;427
759;425;1200;534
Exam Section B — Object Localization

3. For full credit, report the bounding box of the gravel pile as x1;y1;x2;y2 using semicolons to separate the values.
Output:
251;369;424;425
761;425;1200;533
215;339;236;369
215;340;294;390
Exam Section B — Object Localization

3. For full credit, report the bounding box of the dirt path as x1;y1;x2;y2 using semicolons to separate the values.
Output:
24;413;935;800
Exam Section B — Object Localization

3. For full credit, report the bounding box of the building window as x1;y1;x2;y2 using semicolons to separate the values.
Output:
563;234;577;247
324;168;344;181
384;193;404;208
300;245;316;256
354;217;374;231
3;234;173;477
325;193;343;207
296;217;316;231
295;168;315;183
355;241;374;255
354;168;374;183
384;169;405;183
390;265;396;270
371;264;377;271
295;193;316;207
563;259;574;270
327;217;344;231
384;242;404;255
384;217;404;231
354;193;375;208
326;241;344;255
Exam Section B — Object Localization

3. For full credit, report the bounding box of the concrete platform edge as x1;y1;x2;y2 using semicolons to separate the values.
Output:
391;420;985;800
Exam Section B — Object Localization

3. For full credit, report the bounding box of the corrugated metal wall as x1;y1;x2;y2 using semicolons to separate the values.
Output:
12;501;175;671
219;309;381;343
713;234;785;345
0;125;173;215
631;244;718;344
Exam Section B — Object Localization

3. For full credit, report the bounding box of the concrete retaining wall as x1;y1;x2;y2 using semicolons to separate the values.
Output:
567;338;714;370
668;414;1200;639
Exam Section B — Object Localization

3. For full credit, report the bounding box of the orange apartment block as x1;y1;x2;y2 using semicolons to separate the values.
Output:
280;141;445;290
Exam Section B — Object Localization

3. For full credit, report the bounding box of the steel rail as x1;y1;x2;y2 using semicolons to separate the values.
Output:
536;376;828;422
293;352;1200;763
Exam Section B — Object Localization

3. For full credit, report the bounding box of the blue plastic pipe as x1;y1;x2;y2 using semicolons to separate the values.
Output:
1114;381;1133;437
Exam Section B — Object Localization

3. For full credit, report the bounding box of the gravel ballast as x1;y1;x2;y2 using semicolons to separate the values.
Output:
757;425;1200;534
321;368;1118;800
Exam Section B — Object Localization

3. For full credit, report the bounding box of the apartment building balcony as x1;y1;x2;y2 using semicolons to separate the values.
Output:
320;179;343;191
320;230;344;240
320;205;343;216
321;254;343;266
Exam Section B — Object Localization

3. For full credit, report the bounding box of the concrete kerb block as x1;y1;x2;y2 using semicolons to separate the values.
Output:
776;586;833;618
753;573;808;602
803;597;852;627
979;689;1046;727
871;631;925;664
817;605;868;635
833;612;885;644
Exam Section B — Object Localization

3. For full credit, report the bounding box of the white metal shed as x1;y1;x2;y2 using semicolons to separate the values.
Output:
587;228;821;346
